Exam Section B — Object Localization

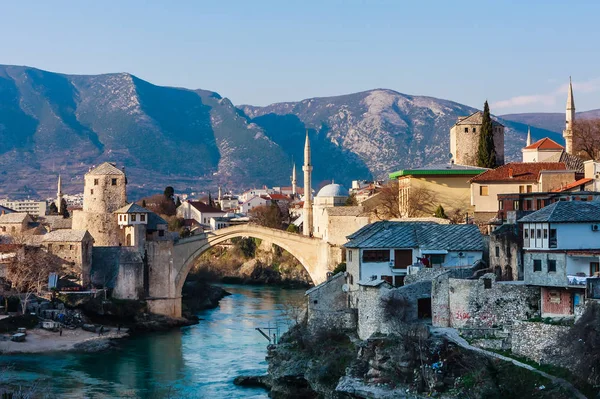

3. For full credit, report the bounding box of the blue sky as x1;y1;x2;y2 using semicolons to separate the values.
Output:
2;0;599;113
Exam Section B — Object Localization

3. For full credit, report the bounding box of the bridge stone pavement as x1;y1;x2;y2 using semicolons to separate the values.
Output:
148;224;335;317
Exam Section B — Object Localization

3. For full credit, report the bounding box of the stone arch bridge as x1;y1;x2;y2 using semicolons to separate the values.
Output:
147;224;336;317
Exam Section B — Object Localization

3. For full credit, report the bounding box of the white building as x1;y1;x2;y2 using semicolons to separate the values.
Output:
176;200;225;227
312;183;349;239
344;221;484;289
0;199;47;216
238;195;269;214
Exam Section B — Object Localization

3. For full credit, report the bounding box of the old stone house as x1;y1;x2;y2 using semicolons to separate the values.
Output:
0;212;34;237
42;230;94;286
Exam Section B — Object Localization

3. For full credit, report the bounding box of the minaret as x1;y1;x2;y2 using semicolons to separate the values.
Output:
56;174;63;214
218;186;222;201
302;130;313;236
526;126;532;147
563;77;576;154
291;163;297;196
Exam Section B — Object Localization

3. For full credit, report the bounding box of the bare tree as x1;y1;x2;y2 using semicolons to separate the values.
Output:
370;180;400;220
249;202;287;229
404;186;438;218
573;119;600;160
5;246;63;313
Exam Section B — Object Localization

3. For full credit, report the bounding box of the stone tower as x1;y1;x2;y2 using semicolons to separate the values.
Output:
563;77;576;155
302;131;313;236
291;163;297;196
55;174;63;214
72;162;128;246
450;111;505;167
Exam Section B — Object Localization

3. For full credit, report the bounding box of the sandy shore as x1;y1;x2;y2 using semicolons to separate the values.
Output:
0;327;128;354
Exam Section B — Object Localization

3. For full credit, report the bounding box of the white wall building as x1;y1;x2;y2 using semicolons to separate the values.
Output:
0;199;47;216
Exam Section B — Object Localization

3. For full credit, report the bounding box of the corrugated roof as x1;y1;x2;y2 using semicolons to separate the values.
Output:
42;229;92;242
523;137;564;150
87;162;125;176
345;221;483;251
518;201;600;223
114;203;150;214
469;162;567;183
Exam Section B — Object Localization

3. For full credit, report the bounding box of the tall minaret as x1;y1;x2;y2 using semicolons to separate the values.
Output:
302;130;313;236
218;186;222;201
56;174;63;214
291;163;297;196
563;77;576;154
526;126;532;147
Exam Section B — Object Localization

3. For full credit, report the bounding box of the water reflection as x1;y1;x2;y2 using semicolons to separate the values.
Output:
0;285;304;398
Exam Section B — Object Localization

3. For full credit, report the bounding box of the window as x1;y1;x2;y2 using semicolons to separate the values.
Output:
525;200;532;210
536;199;543;210
158;230;165;237
524;229;529;239
495;246;500;257
464;127;469;133
69;245;74;250
548;259;556;273
536;229;541;239
543;229;548;239
1;227;4;232
527;185;533;193
348;250;353;262
498;200;503;210
59;245;64;250
519;185;525;193
429;254;445;265
549;229;557;248
533;259;542;272
112;178;117;186
472;127;476;133
591;262;600;276
94;179;99;186
362;250;390;263
131;214;136;222
140;214;146;222
483;278;492;289
480;186;489;196
513;200;520;210
91;189;94;195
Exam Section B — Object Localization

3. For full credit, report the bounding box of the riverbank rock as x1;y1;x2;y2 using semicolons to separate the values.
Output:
233;375;271;389
182;281;231;314
73;337;118;352
128;314;197;334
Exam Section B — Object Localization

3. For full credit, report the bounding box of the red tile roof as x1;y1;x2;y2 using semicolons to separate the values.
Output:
551;178;593;192
523;137;564;150
188;201;224;213
469;162;567;183
268;194;291;201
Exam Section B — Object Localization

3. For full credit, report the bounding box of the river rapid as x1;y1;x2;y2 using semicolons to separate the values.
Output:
0;284;305;398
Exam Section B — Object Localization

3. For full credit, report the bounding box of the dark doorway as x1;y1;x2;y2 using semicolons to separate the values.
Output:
394;275;405;287
417;298;432;319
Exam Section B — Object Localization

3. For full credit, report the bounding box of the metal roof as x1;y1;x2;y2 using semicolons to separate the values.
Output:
518;201;600;223
344;221;483;252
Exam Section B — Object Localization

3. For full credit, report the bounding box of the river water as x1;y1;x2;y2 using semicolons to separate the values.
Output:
0;284;305;398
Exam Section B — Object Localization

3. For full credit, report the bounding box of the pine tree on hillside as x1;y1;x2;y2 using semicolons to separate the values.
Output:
476;101;497;168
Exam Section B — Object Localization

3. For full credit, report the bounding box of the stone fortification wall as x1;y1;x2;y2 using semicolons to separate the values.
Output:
404;266;476;286
307;272;357;332
146;240;175;299
432;273;540;328
511;320;569;365
91;247;144;300
72;210;120;247
450;124;504;167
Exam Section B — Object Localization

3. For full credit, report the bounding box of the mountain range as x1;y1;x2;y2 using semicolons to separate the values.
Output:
0;65;589;200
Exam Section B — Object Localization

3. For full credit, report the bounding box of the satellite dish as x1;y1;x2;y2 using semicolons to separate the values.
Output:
342;284;349;292
458;252;464;257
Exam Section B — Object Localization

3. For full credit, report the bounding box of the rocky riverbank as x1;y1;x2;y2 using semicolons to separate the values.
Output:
250;323;577;399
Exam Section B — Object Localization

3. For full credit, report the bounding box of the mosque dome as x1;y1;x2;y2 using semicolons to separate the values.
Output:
316;183;348;198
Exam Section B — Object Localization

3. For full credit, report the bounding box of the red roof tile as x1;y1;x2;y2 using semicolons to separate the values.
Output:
268;194;291;201
469;162;567;183
551;178;593;192
523;137;564;150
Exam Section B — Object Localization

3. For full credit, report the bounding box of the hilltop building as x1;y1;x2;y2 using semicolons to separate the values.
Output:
450;111;505;167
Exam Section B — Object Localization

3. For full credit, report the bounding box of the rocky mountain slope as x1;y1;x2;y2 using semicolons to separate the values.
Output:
500;109;600;134
0;65;563;199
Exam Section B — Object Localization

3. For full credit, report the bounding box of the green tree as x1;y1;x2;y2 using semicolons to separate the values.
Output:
60;198;69;218
142;199;147;208
476;101;497;168
434;205;447;219
286;224;300;234
164;186;175;200
175;196;182;208
47;202;58;215
345;193;358;206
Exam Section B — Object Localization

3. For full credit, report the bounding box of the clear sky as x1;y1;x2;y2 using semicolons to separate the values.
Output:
2;0;599;114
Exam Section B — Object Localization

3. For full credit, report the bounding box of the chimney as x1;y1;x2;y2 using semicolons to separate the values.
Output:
508;168;514;179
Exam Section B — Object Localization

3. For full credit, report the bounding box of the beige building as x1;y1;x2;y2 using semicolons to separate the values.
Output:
42;230;94;285
72;162;128;246
0;213;33;237
312;183;348;239
522;137;564;163
450;111;505;167
0;199;46;216
390;164;487;218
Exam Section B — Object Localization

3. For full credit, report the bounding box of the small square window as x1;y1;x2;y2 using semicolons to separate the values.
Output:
131;214;137;222
158;230;165;237
112;178;117;186
524;229;529;239
533;259;542;272
94;179;99;186
59;245;64;250
140;214;146;222
464;127;468;133
543;229;548;239
537;229;542;239
548;260;556;273
91;189;94;195
495;246;500;257
480;186;489;196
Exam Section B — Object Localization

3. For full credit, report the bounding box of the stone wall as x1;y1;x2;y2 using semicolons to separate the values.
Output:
432;273;540;328
146;240;175;299
450;124;504;167
72;210;120;247
82;173;127;214
489;224;521;281
307;272;357;332
511;320;569;365
91;247;144;300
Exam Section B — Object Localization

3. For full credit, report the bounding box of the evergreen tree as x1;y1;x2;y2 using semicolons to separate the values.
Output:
175;196;182;208
142;199;147;208
48;202;58;215
476;101;497;168
434;205;447;219
60;198;70;218
164;186;175;201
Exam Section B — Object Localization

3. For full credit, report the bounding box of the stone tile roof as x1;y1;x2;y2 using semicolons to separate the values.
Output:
469;162;567;183
114;203;150;214
523;137;564;150
344;221;483;252
147;212;167;230
87;162;125;176
453;111;503;126
40;215;72;230
0;212;30;224
518;201;600;223
42;229;92;242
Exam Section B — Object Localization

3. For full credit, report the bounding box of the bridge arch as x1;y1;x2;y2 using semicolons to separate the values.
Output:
172;225;327;296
